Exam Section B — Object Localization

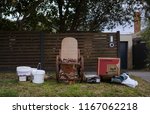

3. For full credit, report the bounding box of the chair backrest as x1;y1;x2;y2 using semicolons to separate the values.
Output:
60;37;78;61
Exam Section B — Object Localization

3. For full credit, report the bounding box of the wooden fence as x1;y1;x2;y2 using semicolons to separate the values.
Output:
0;31;120;71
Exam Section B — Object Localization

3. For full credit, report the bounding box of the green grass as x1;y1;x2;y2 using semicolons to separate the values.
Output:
0;72;150;97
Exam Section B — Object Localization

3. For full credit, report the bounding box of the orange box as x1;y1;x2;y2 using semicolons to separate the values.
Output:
97;57;120;77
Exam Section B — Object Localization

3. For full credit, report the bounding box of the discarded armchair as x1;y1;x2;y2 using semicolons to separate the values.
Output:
56;37;84;83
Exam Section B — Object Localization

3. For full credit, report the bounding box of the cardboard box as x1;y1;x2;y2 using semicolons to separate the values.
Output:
98;57;120;77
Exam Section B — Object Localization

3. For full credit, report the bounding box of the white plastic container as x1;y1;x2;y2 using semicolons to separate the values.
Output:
30;68;37;81
18;76;27;81
16;66;31;81
16;66;31;76
32;70;45;84
96;78;100;83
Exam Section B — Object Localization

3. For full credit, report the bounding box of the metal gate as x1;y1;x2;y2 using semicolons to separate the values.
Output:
133;40;147;69
120;42;128;69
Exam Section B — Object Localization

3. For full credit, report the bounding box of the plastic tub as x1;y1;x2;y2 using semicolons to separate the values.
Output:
16;66;31;76
32;70;45;84
16;66;31;81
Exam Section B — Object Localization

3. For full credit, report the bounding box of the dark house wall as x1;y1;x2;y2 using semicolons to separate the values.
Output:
133;38;147;69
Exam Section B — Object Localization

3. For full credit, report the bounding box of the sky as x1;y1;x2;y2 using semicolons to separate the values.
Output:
104;19;148;34
104;25;134;34
104;11;148;34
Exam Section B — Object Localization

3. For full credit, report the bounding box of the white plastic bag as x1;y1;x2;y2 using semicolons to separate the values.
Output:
121;74;138;88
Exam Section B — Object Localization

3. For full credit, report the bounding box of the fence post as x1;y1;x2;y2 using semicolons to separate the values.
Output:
40;32;45;69
116;31;120;57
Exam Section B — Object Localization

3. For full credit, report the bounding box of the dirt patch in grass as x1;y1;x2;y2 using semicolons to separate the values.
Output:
0;72;150;97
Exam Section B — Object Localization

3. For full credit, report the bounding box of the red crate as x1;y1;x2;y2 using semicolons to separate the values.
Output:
97;57;120;77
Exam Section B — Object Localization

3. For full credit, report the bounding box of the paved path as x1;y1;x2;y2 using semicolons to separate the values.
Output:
127;71;150;82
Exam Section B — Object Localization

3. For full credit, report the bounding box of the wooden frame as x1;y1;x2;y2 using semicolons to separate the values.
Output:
56;37;84;83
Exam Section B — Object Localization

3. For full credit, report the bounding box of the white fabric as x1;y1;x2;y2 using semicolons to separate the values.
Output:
121;73;138;88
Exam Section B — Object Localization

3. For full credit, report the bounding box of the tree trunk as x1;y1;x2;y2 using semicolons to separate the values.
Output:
58;0;65;33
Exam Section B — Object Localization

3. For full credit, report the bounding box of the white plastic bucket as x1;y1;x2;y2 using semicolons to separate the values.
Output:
31;68;37;74
16;66;31;81
32;70;45;84
16;66;31;76
31;68;37;81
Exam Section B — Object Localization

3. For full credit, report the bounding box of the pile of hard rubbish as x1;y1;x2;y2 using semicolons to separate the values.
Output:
111;73;138;88
84;73;138;88
16;65;138;88
16;63;46;84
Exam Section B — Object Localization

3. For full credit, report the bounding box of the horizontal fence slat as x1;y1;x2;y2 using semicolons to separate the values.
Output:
0;31;120;71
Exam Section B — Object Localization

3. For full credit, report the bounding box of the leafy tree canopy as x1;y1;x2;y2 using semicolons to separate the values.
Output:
0;0;150;32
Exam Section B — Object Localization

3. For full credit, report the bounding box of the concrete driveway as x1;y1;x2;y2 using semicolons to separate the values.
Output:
127;71;150;82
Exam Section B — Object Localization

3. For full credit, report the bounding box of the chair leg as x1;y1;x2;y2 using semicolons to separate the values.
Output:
56;56;60;82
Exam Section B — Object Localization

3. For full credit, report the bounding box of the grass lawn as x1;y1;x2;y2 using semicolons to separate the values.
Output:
0;72;150;97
